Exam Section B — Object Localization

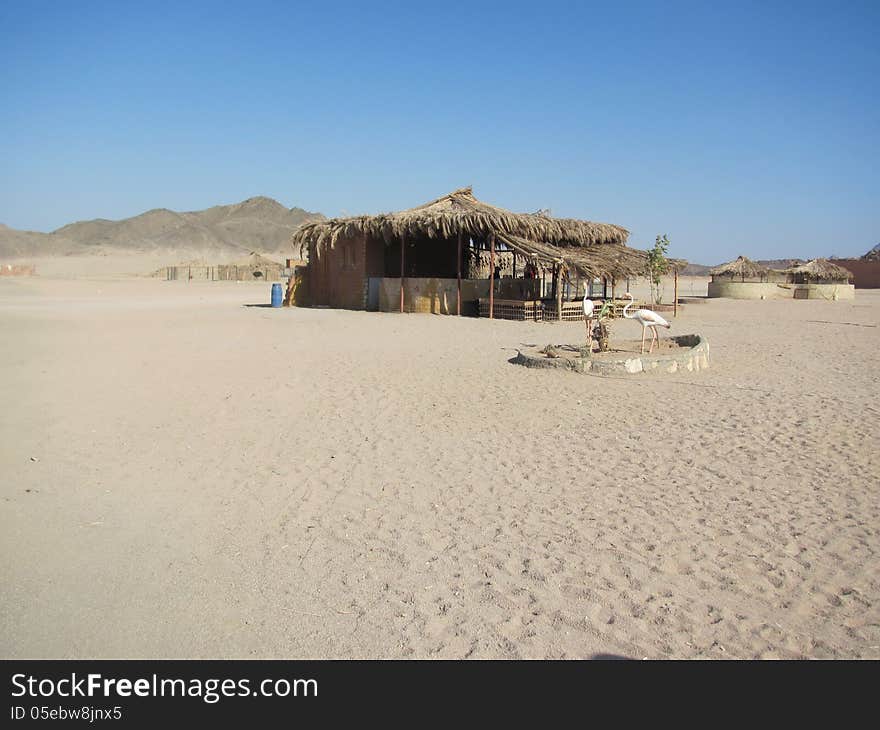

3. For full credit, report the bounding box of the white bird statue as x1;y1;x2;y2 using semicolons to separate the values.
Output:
582;291;595;347
622;293;670;354
582;291;595;319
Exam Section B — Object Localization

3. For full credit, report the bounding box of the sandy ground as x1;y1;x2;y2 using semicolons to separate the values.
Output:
1;267;878;659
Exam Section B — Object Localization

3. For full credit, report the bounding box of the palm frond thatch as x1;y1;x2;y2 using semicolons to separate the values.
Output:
495;231;648;280
291;186;630;255
782;258;852;281
709;255;770;278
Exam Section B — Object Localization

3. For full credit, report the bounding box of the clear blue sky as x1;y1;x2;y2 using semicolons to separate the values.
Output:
1;0;877;263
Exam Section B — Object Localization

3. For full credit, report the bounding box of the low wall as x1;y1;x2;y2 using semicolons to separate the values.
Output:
708;281;787;299
512;334;710;377
377;278;490;314
798;283;855;300
708;280;855;300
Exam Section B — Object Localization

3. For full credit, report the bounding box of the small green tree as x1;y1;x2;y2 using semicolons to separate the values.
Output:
646;234;670;305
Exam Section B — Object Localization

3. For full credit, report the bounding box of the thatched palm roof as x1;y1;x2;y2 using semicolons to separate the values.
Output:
292;186;629;252
495;231;647;279
782;258;852;281
710;255;769;278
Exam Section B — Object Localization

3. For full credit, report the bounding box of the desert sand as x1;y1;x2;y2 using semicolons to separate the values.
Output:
1;262;878;659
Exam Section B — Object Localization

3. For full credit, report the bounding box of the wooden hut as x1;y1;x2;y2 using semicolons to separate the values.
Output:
707;255;783;298
780;259;855;300
164;252;286;282
216;252;285;282
709;255;771;283
290;186;648;318
782;258;853;284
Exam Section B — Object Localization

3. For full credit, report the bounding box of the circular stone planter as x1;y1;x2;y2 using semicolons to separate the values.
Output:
511;334;709;376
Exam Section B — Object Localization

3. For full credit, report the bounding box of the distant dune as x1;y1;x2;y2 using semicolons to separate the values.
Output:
0;197;325;259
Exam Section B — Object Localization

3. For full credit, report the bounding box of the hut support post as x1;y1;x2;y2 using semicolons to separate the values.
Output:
673;269;679;318
556;265;563;320
489;233;495;319
400;232;406;313
456;232;462;316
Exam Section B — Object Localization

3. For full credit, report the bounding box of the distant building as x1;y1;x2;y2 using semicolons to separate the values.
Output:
163;252;286;282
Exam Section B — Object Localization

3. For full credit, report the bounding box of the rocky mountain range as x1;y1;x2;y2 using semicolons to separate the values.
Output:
0;197;325;258
3;201;875;270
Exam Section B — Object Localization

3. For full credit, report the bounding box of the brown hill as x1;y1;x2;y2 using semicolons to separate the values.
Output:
0;197;324;258
754;258;805;270
0;223;85;258
678;262;711;276
681;259;806;276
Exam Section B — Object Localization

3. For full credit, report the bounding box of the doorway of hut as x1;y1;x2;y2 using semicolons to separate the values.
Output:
367;278;380;311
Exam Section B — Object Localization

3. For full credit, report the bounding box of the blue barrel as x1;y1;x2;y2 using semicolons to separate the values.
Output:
271;282;283;308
